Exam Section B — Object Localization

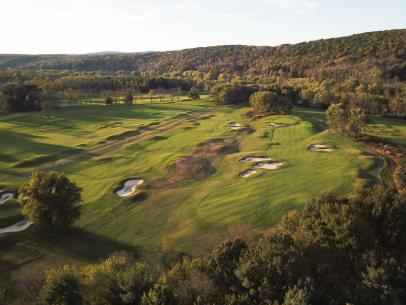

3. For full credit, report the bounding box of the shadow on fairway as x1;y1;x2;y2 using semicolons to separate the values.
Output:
0;228;139;272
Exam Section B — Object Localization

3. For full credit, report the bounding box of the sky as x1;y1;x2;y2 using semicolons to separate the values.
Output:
0;0;405;54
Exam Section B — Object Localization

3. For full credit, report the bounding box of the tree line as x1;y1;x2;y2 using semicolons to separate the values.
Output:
1;29;405;117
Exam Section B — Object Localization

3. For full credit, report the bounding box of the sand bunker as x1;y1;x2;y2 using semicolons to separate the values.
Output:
240;169;258;178
240;156;273;163
253;161;283;170
267;122;283;127
309;144;334;152
0;193;14;205
0;220;33;234
228;122;246;130
116;179;144;197
240;156;283;177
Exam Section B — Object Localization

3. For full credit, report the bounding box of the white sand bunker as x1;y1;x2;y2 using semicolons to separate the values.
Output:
116;179;144;197
228;122;246;130
309;144;334;152
240;156;273;163
267;122;283;127
0;220;33;234
0;193;14;205
240;169;258;178
240;156;283;177
253;161;283;170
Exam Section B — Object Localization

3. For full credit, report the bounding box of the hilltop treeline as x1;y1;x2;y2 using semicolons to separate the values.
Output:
1;30;405;83
1;30;405;116
24;185;405;305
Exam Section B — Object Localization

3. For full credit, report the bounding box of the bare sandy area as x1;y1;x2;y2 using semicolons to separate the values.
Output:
253;161;283;170
309;144;334;152
240;156;273;163
116;179;144;197
0;193;14;205
228;122;246;130
0;220;33;234
240;169;258;177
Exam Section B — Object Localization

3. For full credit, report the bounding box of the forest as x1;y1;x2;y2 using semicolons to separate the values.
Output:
1;30;405;117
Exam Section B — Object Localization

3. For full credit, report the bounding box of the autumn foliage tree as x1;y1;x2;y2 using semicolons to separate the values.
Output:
249;91;292;114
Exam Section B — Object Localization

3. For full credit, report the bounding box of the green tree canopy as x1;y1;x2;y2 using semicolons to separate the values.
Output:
105;96;113;106
249;91;292;114
41;266;83;305
188;87;200;100
19;170;82;233
124;94;134;105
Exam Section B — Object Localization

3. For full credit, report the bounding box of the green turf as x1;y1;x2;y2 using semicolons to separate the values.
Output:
363;116;406;145
0;99;387;258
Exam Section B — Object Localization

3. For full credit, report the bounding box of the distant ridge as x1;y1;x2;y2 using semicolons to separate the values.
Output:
83;51;157;56
0;29;404;81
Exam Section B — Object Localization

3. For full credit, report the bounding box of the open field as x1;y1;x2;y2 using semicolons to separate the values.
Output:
0;97;397;278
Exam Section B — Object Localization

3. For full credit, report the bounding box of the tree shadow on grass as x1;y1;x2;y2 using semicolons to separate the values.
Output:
0;228;140;272
294;107;328;133
54;228;140;260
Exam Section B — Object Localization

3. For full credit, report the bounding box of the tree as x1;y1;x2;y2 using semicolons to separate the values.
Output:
326;103;368;134
388;95;406;118
125;94;134;105
19;171;82;233
81;256;129;305
209;238;247;292
1;84;43;112
236;233;301;304
249;91;292;114
326;103;346;130
346;107;367;134
41;266;83;305
283;286;311;305
105;96;113;106
42;100;52;119
188;87;200;100
118;263;152;305
141;278;177;305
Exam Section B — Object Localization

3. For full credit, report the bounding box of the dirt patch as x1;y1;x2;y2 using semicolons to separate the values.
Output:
195;138;239;155
168;157;215;182
156;138;237;187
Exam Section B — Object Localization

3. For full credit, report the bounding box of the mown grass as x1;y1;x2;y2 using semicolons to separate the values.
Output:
0;100;392;262
363;116;406;145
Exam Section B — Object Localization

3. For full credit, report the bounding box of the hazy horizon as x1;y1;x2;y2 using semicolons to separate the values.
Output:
1;0;405;54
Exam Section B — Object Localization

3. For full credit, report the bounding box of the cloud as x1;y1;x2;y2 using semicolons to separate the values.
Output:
262;0;320;13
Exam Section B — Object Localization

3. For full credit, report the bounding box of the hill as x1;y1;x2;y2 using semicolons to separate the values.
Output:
0;29;405;83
